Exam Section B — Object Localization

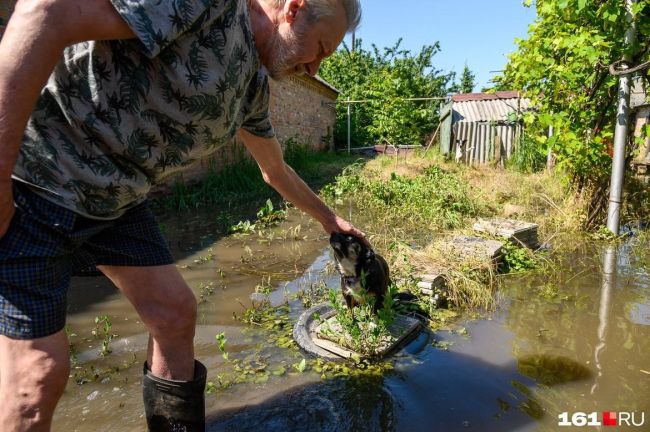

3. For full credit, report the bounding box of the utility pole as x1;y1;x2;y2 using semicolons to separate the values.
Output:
606;0;637;235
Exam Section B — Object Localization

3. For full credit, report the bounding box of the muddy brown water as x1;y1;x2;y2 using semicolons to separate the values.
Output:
50;208;650;432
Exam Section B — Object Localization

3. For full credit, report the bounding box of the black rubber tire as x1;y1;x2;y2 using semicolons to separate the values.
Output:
292;303;344;362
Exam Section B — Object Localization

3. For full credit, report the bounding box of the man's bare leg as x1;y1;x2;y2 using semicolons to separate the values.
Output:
0;330;70;431
98;264;197;380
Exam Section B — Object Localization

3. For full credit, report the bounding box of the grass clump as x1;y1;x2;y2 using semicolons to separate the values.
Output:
318;288;398;357
322;163;485;235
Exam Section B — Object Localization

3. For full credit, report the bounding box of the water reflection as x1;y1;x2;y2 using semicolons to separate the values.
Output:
591;246;616;395
503;238;650;430
517;355;592;386
208;375;396;432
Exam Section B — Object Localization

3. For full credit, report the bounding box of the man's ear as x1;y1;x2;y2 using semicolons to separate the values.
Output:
284;0;305;24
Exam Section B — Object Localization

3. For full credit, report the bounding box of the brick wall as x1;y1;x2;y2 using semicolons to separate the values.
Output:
268;75;338;152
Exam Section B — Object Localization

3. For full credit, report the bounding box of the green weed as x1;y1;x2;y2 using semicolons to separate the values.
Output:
215;332;229;361
500;241;538;273
92;315;116;357
228;199;287;235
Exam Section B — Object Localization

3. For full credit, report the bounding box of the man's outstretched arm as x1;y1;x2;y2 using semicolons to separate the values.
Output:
239;129;368;241
0;0;134;237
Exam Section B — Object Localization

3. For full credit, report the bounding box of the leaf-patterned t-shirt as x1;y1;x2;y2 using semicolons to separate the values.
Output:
11;0;275;219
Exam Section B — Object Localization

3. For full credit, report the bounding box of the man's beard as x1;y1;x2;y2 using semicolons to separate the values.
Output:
266;21;309;79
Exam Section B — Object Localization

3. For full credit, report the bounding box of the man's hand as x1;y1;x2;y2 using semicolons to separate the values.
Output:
0;181;14;239
321;214;370;247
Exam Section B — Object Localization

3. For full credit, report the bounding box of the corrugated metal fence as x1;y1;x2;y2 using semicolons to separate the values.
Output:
441;94;530;166
452;122;524;166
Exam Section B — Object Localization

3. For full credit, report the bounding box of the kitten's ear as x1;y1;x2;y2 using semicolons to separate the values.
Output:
365;249;375;261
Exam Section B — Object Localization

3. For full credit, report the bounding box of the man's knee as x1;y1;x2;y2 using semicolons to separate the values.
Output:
145;288;197;337
20;352;70;402
2;344;70;425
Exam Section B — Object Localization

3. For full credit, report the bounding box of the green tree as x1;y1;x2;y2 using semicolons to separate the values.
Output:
495;0;650;227
459;64;476;93
319;38;453;147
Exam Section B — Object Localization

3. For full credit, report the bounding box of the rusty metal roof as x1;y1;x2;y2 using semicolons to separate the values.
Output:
452;91;520;102
313;75;340;94
452;92;530;123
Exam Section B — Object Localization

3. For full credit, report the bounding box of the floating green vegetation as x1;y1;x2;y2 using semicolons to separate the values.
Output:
91;315;116;357
206;276;402;394
229;199;287;235
215;332;229;360
296;280;329;309
318;289;396;357
72;354;139;386
198;281;220;304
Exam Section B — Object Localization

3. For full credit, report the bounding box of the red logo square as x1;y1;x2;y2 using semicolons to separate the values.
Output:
603;412;617;427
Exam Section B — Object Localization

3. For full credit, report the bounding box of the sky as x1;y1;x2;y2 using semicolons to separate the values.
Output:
346;0;537;92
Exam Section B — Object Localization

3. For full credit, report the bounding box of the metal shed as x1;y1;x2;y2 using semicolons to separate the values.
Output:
439;91;531;166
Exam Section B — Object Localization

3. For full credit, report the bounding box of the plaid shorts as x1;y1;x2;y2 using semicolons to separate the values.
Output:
0;181;174;339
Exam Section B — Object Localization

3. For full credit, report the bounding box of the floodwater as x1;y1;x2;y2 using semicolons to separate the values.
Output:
51;206;650;432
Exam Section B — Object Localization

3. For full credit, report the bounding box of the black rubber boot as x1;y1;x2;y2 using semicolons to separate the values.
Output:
143;360;207;432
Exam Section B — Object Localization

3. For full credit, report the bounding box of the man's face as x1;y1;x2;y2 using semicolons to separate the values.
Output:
265;2;347;79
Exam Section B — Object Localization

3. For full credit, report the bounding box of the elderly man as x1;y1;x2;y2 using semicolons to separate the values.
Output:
0;0;362;430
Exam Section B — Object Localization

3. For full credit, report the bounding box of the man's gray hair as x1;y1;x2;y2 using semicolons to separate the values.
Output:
269;0;361;33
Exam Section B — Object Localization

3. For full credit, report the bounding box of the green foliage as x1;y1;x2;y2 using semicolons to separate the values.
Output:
451;64;477;94
164;139;357;211
496;0;650;225
292;358;307;373
322;164;482;232
324;289;395;356
500;241;537;273
229;199;286;234
256;199;286;226
509;133;547;173
92;315;115;357
228;219;257;235
215;332;229;360
319;39;453;147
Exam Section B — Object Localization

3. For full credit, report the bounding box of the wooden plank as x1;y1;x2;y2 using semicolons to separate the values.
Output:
314;314;421;359
312;337;358;359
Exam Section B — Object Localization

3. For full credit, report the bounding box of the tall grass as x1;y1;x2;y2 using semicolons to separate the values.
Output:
322;162;487;237
163;139;359;211
508;133;547;173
